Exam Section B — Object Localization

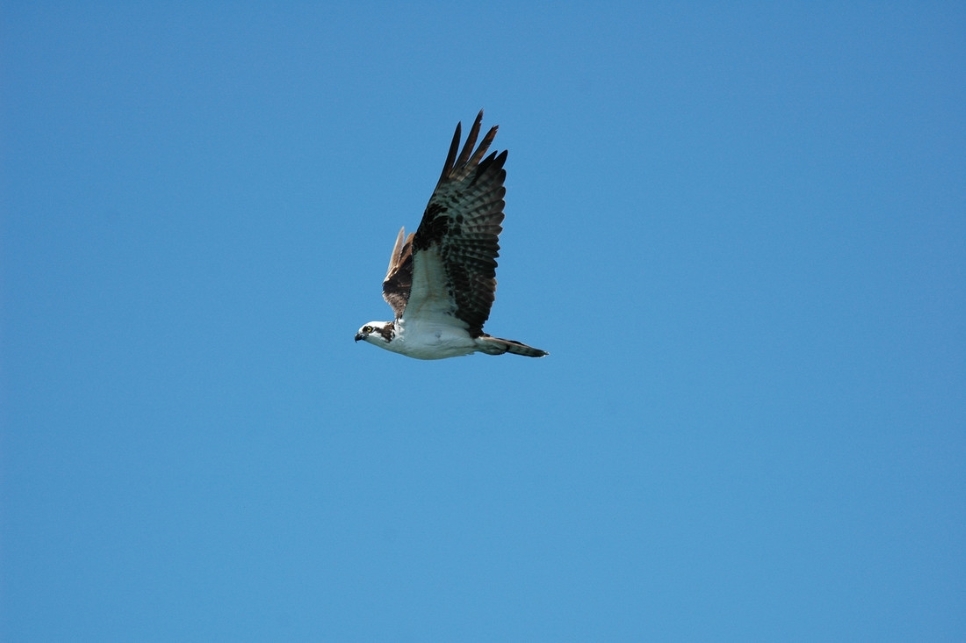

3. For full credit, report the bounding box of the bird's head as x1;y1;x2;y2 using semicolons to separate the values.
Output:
354;321;395;347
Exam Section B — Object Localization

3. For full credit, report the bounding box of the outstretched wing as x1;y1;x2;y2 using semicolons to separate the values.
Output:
404;111;507;336
382;226;414;319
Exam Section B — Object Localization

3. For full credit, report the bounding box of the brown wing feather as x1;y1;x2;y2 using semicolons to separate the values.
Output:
409;110;506;336
382;227;414;319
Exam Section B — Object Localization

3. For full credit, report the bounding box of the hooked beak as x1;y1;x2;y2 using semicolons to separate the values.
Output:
354;332;365;342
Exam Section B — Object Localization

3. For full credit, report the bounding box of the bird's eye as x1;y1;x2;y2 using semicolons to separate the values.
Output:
363;326;373;333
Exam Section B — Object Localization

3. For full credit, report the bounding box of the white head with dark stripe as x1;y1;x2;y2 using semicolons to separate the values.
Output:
354;321;395;347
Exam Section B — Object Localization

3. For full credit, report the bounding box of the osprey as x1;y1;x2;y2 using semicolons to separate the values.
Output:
355;111;548;360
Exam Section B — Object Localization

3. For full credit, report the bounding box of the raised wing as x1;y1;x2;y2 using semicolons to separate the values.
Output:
382;226;414;319
404;111;507;336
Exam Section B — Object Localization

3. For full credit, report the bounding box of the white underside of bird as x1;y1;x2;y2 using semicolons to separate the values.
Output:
362;319;478;360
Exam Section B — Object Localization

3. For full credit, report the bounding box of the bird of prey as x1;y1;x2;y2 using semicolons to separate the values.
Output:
355;111;547;360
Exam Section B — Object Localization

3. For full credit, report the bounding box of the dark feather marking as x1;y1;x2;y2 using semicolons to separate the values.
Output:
377;321;395;342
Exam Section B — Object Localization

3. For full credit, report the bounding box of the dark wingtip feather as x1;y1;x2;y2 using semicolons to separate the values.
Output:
439;121;462;184
454;110;484;170
439;111;499;184
471;149;507;186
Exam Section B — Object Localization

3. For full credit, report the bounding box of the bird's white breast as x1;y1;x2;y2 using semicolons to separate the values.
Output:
388;318;477;360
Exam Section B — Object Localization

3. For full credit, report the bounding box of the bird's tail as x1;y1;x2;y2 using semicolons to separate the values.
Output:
475;335;548;358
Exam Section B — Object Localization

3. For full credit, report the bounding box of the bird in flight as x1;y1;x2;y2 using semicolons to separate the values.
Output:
355;111;547;360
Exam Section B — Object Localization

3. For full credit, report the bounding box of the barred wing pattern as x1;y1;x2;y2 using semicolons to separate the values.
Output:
403;111;507;336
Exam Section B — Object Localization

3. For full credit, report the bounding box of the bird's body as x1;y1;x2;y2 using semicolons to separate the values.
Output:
355;112;547;360
365;319;477;360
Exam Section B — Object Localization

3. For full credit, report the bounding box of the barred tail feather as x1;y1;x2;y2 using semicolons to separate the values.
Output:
475;335;548;358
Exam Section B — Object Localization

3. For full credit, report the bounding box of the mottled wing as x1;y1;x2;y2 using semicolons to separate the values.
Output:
405;111;507;336
382;226;414;319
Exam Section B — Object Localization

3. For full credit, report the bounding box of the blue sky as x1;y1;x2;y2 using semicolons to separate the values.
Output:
2;3;964;641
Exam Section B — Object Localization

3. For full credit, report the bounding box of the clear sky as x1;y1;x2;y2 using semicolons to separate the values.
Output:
2;3;964;641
